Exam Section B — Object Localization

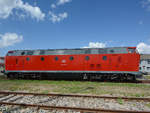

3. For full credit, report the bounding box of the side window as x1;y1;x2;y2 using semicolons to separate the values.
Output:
85;56;90;61
70;56;74;61
27;51;33;55
55;56;59;61
26;57;30;61
103;56;107;60
41;57;44;61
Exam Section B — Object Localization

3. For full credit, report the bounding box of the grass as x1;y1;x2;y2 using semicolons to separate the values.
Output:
42;90;49;94
117;98;124;105
146;103;150;108
0;76;150;97
144;75;150;80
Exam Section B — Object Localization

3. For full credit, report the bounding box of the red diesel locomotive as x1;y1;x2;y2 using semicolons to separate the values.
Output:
5;47;141;81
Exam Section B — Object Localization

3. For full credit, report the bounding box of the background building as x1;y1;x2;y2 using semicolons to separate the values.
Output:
0;57;4;75
0;57;4;67
140;54;150;75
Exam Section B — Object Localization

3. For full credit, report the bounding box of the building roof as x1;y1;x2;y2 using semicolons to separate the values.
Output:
140;54;150;60
0;57;4;66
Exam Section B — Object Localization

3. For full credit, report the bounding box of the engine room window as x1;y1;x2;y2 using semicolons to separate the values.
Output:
99;49;107;54
27;51;33;55
70;56;74;60
26;57;30;61
85;56;90;60
40;50;45;55
55;57;59;61
103;56;107;60
85;50;91;54
91;49;99;54
110;49;114;53
41;57;44;61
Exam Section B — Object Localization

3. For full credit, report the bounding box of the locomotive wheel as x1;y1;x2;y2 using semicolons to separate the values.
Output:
126;75;136;81
7;74;14;79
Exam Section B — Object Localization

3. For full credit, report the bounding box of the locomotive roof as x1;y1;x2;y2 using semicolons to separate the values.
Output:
9;47;136;51
6;47;137;56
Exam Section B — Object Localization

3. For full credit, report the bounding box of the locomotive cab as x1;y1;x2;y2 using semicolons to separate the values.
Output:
127;47;138;54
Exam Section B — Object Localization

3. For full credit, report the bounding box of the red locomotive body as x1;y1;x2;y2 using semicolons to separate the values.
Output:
5;47;141;80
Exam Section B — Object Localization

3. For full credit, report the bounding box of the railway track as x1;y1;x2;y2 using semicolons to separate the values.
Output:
136;80;150;84
0;91;150;101
0;91;150;113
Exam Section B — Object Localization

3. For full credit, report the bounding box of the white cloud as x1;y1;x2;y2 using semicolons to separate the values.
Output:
139;20;143;25
0;0;45;21
49;0;71;23
51;4;56;9
57;0;71;5
49;11;68;23
0;0;16;19
83;42;106;48
51;0;71;9
0;33;23;48
141;0;150;11
137;42;150;54
15;11;26;19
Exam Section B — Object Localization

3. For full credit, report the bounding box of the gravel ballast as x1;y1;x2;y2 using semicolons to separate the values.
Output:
0;94;150;113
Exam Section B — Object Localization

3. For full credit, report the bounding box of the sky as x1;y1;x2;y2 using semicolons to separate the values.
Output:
1;0;150;56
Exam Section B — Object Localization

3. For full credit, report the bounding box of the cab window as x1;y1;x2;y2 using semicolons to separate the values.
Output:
128;48;136;53
7;51;14;56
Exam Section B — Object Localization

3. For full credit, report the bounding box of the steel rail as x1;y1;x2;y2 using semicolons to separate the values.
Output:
0;91;150;101
137;80;150;84
0;102;150;113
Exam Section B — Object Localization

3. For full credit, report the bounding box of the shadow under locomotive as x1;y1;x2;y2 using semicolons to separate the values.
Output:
6;72;142;82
